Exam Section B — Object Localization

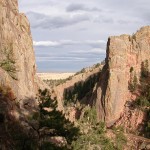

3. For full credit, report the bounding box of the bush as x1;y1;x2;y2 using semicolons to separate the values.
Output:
128;74;138;92
141;60;149;78
72;123;115;150
95;63;100;68
135;96;150;107
0;46;17;80
130;67;134;73
113;126;127;150
83;106;97;125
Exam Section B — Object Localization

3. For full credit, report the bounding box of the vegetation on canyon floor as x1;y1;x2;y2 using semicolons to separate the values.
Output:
0;88;80;149
0;60;150;149
71;106;127;150
0;86;127;150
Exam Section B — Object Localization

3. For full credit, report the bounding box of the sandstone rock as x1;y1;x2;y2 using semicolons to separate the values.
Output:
95;26;150;126
146;144;150;150
0;0;40;100
53;64;102;111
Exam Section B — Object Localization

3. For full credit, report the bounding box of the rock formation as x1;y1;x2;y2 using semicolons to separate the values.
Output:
0;0;149;141
0;0;38;100
52;64;102;111
96;26;150;126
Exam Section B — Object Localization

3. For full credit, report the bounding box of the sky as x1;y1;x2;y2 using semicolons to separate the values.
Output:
18;0;150;72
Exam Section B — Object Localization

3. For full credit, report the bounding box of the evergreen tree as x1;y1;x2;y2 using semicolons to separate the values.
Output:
38;89;80;149
141;60;149;78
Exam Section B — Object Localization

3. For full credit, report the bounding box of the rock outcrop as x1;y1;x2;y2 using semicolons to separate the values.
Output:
1;0;149;133
0;0;38;100
96;26;150;126
52;64;102;111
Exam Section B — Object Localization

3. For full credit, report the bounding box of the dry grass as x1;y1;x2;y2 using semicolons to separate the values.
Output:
37;72;75;80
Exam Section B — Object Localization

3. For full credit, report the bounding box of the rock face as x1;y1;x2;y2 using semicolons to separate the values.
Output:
0;0;38;100
52;65;102;111
96;26;150;126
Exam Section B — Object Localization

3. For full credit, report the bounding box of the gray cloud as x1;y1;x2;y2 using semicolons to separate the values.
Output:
19;0;150;72
27;11;90;30
33;40;106;49
66;3;102;12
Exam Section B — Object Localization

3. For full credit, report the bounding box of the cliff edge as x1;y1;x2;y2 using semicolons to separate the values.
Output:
96;26;150;126
0;0;38;100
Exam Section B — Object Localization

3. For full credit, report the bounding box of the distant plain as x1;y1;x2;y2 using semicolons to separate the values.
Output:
37;72;75;80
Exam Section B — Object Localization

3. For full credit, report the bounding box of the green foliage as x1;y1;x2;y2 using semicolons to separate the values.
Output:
95;63;100;68
40;142;66;150
7;121;38;150
141;60;149;78
72;120;114;150
72;132;115;150
64;72;100;105
0;45;17;80
144;110;150;138
75;68;86;76
130;67;134;73
128;74;138;92
135;96;150;107
97;122;105;134
131;67;150;138
113;126;127;150
82;106;97;125
0;86;38;149
38;89;80;149
115;132;127;150
71;107;116;150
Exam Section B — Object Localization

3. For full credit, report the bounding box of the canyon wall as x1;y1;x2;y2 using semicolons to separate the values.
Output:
0;0;39;100
96;26;150;126
1;0;149;129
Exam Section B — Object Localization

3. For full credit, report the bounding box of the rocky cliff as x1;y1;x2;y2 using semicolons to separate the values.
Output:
96;26;150;126
0;0;149;137
0;0;39;100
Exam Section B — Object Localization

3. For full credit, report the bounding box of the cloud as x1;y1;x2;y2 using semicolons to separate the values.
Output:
90;48;106;54
66;3;101;12
27;11;90;30
85;40;106;48
33;40;106;49
36;56;87;62
33;41;60;47
19;0;150;72
36;48;105;64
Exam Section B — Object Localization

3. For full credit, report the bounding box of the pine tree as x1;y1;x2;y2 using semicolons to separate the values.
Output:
38;89;80;149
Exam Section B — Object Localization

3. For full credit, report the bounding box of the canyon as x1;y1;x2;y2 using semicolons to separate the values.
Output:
0;0;150;149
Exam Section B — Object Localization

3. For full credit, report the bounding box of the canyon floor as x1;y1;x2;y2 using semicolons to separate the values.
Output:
37;72;75;80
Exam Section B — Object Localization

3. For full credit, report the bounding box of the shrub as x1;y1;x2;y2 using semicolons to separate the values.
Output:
135;96;150;107
130;67;134;73
83;106;97;125
141;60;149;78
95;63;100;68
128;74;138;92
71;123;115;150
0;46;17;80
113;126;127;150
